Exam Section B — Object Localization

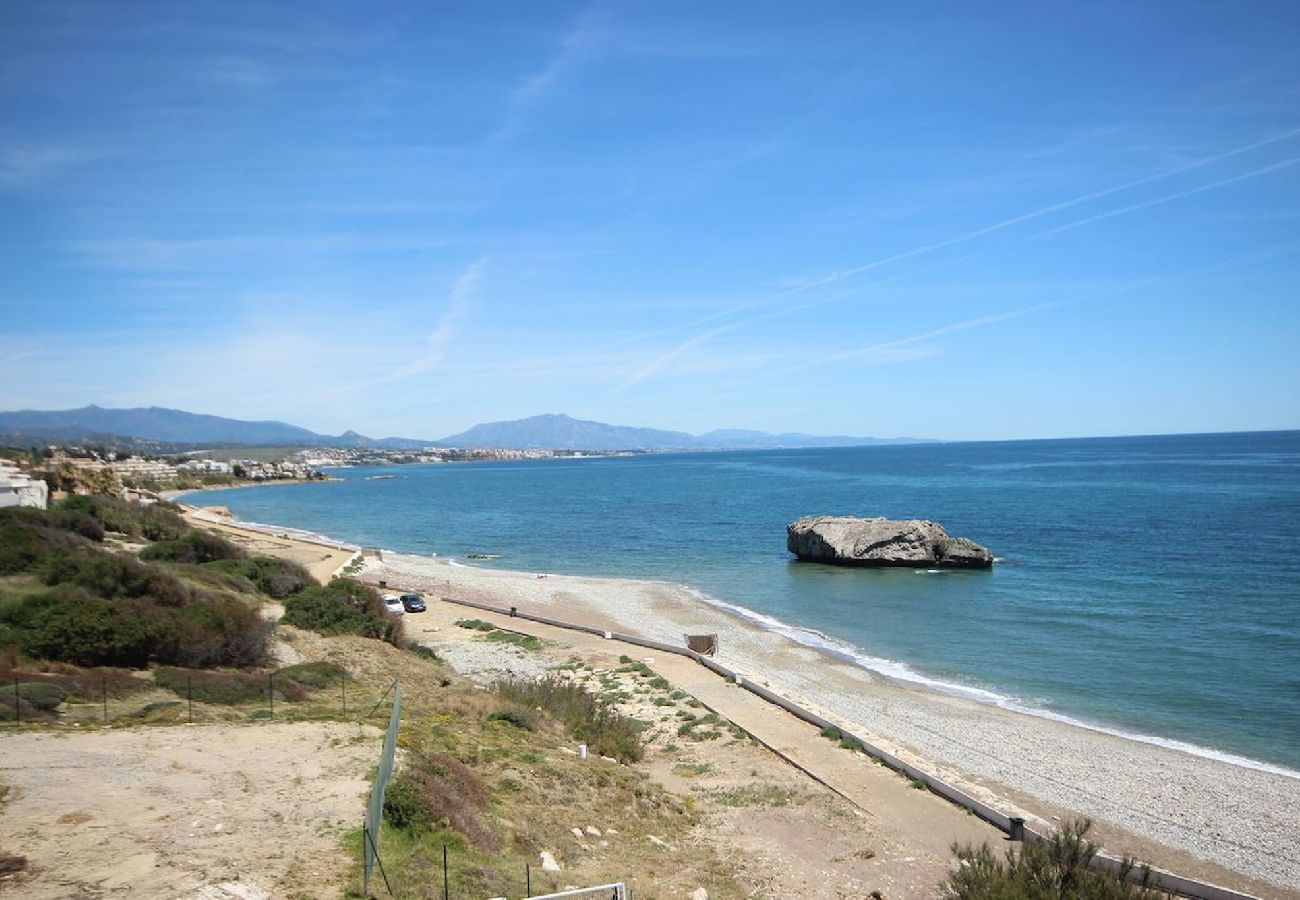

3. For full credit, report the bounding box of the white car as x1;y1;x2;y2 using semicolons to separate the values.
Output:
382;593;404;615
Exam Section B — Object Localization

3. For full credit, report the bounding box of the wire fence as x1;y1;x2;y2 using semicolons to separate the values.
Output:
2;667;387;728
363;678;401;896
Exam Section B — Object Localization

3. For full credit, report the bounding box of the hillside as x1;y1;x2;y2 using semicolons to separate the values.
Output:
437;412;924;450
0;405;927;452
0;405;432;450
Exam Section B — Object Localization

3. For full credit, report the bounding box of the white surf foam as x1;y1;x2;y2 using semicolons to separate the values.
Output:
677;585;1300;781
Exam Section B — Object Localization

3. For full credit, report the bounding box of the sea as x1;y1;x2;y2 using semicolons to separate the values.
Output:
180;430;1300;775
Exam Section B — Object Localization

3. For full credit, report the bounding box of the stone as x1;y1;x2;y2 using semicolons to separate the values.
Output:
786;516;993;569
691;890;709;900
539;850;561;872
584;825;601;837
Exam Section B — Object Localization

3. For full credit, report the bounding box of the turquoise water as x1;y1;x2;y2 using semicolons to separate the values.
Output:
183;431;1300;772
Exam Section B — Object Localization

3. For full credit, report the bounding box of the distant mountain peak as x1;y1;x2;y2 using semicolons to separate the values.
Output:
436;413;924;451
0;405;929;452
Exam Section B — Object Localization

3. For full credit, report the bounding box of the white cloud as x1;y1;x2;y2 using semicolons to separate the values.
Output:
369;260;487;385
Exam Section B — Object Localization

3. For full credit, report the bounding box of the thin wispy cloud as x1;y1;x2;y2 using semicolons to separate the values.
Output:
0;144;92;187
611;128;1300;394
492;4;613;142
614;125;1300;353
370;260;487;385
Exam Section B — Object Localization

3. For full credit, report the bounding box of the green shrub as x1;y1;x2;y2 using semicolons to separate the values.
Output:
0;587;267;669
406;643;440;662
140;530;245;565
240;556;312;597
483;630;541;651
48;507;105;541
0;590;160;667
274;660;347;689
383;751;498;851
40;549;191;606
201;556;312;598
162;597;269;668
154;666;307;704
13;681;67;710
456;619;496;632
382;776;435;831
944;819;1164;899
282;578;402;645
493;675;643;763
56;495;187;541
0;509;91;575
487;707;535;730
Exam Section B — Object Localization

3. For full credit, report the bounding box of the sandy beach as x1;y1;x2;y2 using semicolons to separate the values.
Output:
357;549;1300;898
177;503;1300;897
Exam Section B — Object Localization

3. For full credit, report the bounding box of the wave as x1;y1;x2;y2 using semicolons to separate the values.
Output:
677;585;1300;781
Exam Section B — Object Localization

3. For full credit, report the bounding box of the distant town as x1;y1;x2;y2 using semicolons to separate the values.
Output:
0;442;640;510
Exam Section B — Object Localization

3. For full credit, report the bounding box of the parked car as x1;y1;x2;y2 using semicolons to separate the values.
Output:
382;593;404;615
400;592;426;613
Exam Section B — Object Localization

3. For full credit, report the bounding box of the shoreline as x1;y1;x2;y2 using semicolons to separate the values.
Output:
176;494;1300;894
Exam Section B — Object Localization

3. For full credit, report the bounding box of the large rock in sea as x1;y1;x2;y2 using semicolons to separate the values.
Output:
786;516;993;569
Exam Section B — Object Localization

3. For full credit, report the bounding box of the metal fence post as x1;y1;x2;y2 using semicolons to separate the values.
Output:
188;674;193;723
342;673;347;716
13;678;18;725
269;672;275;719
526;863;531;897
443;843;449;899
101;675;107;723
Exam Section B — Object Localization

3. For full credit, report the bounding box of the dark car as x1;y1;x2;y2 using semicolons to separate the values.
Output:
400;592;426;613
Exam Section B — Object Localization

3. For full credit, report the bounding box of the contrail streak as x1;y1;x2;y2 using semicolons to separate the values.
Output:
612;147;1300;393
613;126;1300;352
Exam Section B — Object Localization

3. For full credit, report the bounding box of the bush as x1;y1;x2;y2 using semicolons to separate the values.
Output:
944;819;1164;899
282;579;402;645
274;660;346;689
382;776;435;831
0;509;91;575
13;681;67;710
228;556;312;598
493;675;644;763
0;665;144;702
0;588;268;669
140;530;245;565
483;630;541;651
456;619;496;632
47;507;105;542
487;707;535;730
40;548;192;606
162;597;269;668
405;642;440;662
0;590;161;667
383;751;498;851
154;666;306;704
56;495;187;541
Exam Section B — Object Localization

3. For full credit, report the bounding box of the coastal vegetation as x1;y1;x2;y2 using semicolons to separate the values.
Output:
281;578;403;645
493;674;645;763
0;495;321;672
944;819;1165;899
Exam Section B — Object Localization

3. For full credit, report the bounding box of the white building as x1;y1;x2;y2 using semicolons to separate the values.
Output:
0;463;49;510
177;459;233;475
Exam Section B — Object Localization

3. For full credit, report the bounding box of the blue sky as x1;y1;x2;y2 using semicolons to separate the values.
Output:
2;1;1298;441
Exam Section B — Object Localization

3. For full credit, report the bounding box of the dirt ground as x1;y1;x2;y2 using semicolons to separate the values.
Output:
181;510;357;584
0;722;379;899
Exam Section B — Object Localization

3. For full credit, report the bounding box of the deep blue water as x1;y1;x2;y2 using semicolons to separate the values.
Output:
183;431;1300;772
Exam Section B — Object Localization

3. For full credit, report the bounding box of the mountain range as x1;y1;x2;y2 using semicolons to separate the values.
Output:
0;406;926;452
